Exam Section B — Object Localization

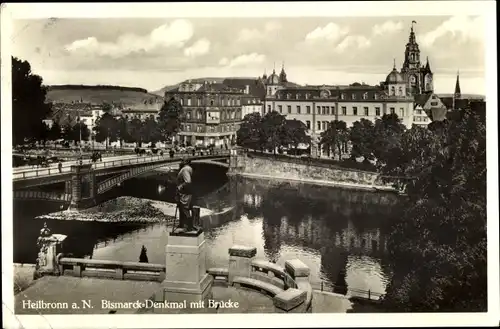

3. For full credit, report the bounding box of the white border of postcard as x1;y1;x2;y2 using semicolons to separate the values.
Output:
1;2;498;328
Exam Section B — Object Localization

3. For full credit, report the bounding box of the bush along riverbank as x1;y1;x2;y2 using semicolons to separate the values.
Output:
36;197;214;223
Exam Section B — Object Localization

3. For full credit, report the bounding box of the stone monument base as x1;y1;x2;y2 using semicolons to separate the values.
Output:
160;229;213;308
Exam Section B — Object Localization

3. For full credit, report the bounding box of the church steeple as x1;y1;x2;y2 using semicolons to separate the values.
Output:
454;70;461;99
279;61;287;83
402;20;421;71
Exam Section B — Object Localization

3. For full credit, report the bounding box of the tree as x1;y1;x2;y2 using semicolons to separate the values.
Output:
237;112;263;151
320;120;348;159
102;102;113;113
158;97;183;143
261;111;287;153
141;116;161;146
280;120;310;151
116;117;130;147
39;122;50;146
93;112;118;148
62;122;90;145
12;57;52;146
48;122;62;141
372;113;407;169
127;118;144;147
349;118;375;162
382;108;486;312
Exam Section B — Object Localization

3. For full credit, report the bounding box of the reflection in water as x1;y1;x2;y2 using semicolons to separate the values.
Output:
13;165;402;295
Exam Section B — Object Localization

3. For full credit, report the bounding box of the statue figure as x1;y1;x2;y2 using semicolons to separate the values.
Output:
34;222;62;279
175;158;197;232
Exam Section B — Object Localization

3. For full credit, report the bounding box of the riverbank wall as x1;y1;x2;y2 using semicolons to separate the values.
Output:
228;153;396;192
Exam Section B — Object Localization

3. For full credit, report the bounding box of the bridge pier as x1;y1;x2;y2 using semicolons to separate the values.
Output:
68;164;97;210
228;149;246;175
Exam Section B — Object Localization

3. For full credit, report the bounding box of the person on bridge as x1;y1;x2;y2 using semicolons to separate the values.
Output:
58;161;62;173
176;158;194;231
169;149;175;159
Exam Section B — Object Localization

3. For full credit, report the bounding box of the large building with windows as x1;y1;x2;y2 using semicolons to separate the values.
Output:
261;22;450;142
164;79;247;147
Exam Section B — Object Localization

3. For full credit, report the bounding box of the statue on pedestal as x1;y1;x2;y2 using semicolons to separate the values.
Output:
174;158;201;234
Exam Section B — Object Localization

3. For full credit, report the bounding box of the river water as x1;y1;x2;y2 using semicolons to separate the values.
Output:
13;163;402;296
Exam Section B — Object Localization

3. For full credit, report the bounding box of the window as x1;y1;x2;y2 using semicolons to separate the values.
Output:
400;108;404;117
375;107;381;116
278;105;283;113
186;124;191;131
297;106;301;114
186;111;191;119
317;106;321;114
180;99;184;106
237;99;240;106
322;121;327;130
198;98;202;106
317;121;321;131
341;106;347;115
267;105;271;112
390;107;395;114
398;86;403;95
353;107;358;115
326;107;330;115
363;92;368;100
187;98;192;106
322;106;326;115
306;120;311;129
416;109;422;115
341;93;345;100
210;99;214;106
306;106;311;114
364;107;369;116
305;93;310;100
352;94;356;100
391;86;395;95
430;101;438;106
287;105;291;114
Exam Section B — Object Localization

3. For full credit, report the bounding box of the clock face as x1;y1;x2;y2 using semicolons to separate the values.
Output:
411;76;416;83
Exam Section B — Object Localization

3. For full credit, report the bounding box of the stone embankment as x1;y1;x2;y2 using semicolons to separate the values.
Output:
36;196;213;223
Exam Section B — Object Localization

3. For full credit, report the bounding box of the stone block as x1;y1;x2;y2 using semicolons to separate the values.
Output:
273;288;307;311
229;245;257;258
115;268;124;280
285;259;310;278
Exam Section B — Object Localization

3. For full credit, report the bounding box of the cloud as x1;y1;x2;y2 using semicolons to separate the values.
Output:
305;22;349;43
219;53;266;68
372;20;404;36
236;21;282;42
335;36;372;53
420;16;484;47
184;38;210;57
64;19;194;57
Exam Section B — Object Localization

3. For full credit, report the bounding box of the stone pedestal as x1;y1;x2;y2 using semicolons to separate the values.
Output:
34;233;67;279
228;245;257;285
161;229;213;307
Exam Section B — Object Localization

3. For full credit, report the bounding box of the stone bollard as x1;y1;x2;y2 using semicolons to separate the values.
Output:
228;245;257;285
284;259;310;283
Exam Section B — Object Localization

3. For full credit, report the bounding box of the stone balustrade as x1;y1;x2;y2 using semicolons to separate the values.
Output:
207;245;313;313
58;257;166;282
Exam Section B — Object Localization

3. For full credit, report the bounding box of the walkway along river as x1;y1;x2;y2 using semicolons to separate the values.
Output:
13;163;402;298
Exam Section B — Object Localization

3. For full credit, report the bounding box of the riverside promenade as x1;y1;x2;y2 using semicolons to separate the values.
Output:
14;270;352;314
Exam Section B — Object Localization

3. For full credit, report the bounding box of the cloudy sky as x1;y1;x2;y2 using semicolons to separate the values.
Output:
10;13;486;94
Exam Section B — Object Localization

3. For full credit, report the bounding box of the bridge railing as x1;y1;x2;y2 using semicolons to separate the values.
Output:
12;150;231;180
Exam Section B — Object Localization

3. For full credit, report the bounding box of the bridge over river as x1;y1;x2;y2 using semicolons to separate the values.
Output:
13;150;233;209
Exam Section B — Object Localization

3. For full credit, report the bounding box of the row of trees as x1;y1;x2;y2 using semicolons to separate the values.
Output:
236;112;310;152
92;98;182;148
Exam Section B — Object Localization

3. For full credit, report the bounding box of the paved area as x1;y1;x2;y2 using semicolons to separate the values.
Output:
14;276;352;314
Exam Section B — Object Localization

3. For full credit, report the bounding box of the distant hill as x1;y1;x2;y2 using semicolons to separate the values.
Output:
47;85;164;106
151;77;266;96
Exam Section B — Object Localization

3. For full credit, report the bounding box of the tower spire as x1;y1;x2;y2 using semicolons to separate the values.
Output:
454;70;461;99
273;62;276;73
393;58;396;70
